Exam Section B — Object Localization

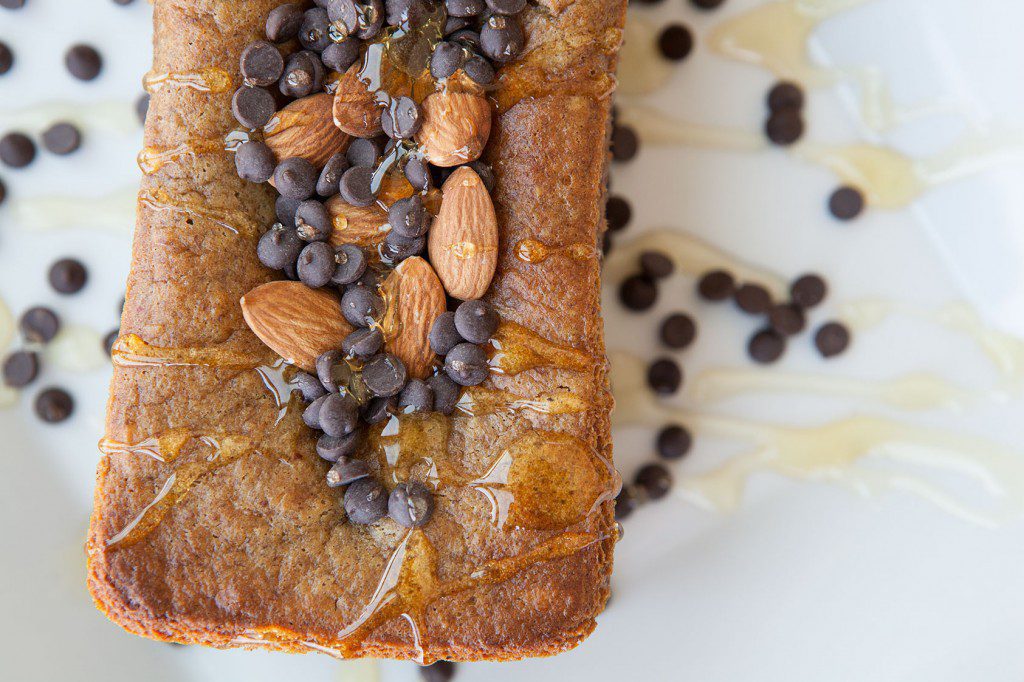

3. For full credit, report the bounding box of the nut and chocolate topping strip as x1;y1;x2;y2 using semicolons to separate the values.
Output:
89;0;623;663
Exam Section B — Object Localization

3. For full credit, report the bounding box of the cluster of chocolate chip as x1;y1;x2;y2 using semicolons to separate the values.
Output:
429;0;527;79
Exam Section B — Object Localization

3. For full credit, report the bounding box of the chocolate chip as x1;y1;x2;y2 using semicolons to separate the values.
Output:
690;0;725;8
363;353;408;397
420;661;457;682
257;224;303;269
234;141;276;183
326;456;371;487
322;39;362;72
331;244;368;286
463;55;495;85
232;86;276;129
347;137;383;168
389;195;430;239
319;392;360;437
398;379;434;413
317;349;350;393
658;24;693;61
647;358;682;395
344;477;388;524
696;269;734;301
635;463;672;499
386;0;431;24
0;0;25;9
767;81;804;112
299;7;333;51
828;186;864;221
657;424;692;460
790;273;827;309
318;430;362;462
614;487;639;520
734;282;772;314
20;306;60;343
381;96;420;140
640;250;673;279
328;0;360;35
748;328;785;364
606;196;631;232
276;196;301;228
444;342;488;386
135;93;150;124
486;0;525;13
358;0;386;39
297;241;336;287
619;275;657;311
279;50;323;98
382;231;425;263
316;153;349;198
240;41;284;87
65;45;102;81
454;299;498;343
35;387;74;423
468;161;495;192
339;165;377;207
296;371;328;402
446;0;483;17
49;258;88;294
3;351;38;388
40;122;81;156
765;109;804;146
0;133;36;168
303;394;328;428
429;312;462;356
266;3;305;42
0;43;11;76
295;199;331;242
404;155;431;190
430;41;465;79
428;373;460;414
389;482;435;527
362;396;396;424
814;321;850;358
768;303;806;336
659;313;696;349
342;327;383;359
104;329;119;356
444;16;472;35
0;178;6;205
274;157;318;200
611;125;639;163
480;14;524;63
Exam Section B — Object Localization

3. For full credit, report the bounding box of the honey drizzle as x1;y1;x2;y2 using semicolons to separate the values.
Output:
142;67;234;94
454;385;591;416
487;321;596;376
334;529;604;663
444;241;498;260
98;427;192;463
138;188;260;237
137;139;225;175
514;239;599;265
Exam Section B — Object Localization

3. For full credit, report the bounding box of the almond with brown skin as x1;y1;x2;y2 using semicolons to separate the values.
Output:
415;91;492;167
428;166;498;300
332;63;383;137
240;281;353;372
379;256;446;379
264;93;350;167
325;195;389;247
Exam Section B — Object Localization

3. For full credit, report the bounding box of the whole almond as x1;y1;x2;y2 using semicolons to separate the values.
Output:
415;91;492;167
264;93;350;167
240;281;353;372
333;63;383;137
428;166;498;300
379;256;446;379
325;195;390;247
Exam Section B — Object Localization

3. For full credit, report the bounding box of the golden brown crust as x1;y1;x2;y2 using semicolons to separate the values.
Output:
87;0;625;662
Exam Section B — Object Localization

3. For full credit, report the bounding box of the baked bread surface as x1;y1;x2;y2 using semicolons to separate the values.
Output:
88;0;625;661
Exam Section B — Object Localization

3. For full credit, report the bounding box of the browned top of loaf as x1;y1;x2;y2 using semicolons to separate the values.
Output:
87;0;625;661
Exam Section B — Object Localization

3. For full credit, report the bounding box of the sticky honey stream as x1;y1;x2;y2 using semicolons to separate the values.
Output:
143;67;233;94
138;188;261;237
137;139;228;175
487;320;596;376
514;239;599;265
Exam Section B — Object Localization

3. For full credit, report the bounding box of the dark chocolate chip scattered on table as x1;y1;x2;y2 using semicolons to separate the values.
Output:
829;185;865;221
635;463;673;500
2;350;39;388
658;24;694;61
696;269;735;301
734;282;772;314
42;122;83;156
65;44;103;81
765;109;804;146
48;258;88;294
619;274;657;311
20;306;61;343
768;303;806;336
659;312;696;349
35;387;74;423
0;132;37;168
690;0;726;9
104;329;120;356
420;660;457;682
657;424;692;460
614;486;640;520
748;328;786;364
647;357;682;395
0;42;13;75
639;250;673;279
0;0;26;9
611;124;639;163
790;273;827;308
606;195;632;232
814;321;851;358
135;93;150;125
766;81;804;112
